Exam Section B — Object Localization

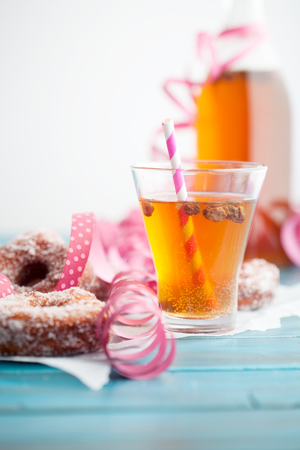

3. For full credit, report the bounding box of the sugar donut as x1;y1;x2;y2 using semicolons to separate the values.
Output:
238;258;280;311
0;229;110;300
0;288;105;356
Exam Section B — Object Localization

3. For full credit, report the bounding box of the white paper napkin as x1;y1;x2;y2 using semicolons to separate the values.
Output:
1;283;300;390
0;351;111;391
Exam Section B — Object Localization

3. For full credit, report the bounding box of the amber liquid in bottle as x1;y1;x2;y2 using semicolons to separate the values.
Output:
195;71;291;266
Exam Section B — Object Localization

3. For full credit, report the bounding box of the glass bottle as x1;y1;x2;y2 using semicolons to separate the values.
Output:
195;0;291;266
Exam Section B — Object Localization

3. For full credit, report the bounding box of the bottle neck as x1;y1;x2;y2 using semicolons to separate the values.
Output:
224;0;265;28
220;0;279;72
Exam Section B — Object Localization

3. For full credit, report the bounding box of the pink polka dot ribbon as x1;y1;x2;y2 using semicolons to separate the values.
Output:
56;213;95;291
96;271;176;380
0;273;14;298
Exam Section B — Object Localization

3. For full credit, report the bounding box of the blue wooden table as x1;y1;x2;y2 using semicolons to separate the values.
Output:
0;268;300;450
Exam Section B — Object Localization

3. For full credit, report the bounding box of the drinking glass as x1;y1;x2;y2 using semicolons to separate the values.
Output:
131;160;267;333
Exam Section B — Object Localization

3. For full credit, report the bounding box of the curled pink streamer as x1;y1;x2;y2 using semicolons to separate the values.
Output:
110;269;157;294
96;273;176;380
91;210;156;286
152;24;266;158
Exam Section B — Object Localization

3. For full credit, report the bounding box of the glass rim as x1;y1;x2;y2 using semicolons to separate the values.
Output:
131;160;267;173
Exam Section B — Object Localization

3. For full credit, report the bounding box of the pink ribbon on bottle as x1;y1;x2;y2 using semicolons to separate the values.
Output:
152;24;267;158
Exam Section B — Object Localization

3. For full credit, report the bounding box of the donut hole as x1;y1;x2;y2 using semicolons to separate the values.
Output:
17;261;49;287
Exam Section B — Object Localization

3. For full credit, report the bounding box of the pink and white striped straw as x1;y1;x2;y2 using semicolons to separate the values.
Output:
162;118;188;201
161;118;217;308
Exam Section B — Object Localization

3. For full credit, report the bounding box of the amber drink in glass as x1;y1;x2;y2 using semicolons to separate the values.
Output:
131;161;267;333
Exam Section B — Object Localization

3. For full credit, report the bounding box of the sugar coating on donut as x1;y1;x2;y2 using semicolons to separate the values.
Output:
0;229;110;300
238;259;280;311
0;288;105;356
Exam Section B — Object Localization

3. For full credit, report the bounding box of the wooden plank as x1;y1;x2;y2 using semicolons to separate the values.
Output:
0;409;299;450
172;336;300;370
1;365;299;413
204;315;300;338
280;265;300;285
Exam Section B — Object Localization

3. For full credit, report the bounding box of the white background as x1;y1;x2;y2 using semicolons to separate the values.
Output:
0;0;299;235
